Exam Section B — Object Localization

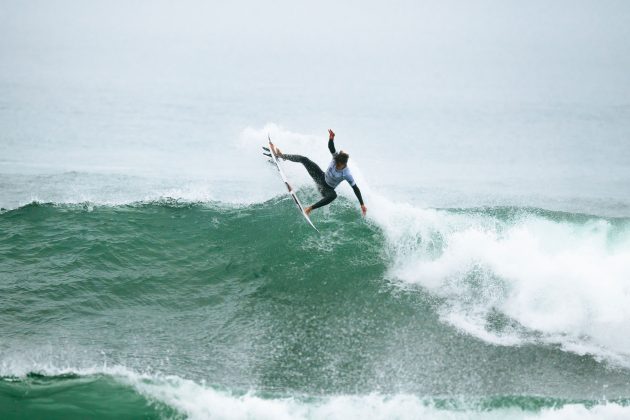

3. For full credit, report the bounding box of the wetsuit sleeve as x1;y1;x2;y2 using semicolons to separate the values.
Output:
328;138;336;155
351;184;364;206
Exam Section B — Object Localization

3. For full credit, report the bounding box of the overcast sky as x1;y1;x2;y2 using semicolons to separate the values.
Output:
2;0;629;103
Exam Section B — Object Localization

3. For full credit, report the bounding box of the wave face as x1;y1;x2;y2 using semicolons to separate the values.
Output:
2;199;630;419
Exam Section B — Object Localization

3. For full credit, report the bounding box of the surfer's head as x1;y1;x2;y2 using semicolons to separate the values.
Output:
335;151;349;169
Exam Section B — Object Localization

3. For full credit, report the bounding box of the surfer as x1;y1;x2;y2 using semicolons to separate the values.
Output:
269;129;367;216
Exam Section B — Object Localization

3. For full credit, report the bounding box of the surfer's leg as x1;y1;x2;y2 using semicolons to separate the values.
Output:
282;155;338;211
282;154;327;187
310;186;337;210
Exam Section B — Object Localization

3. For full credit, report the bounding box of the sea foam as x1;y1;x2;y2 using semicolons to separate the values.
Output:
2;364;628;420
366;191;630;365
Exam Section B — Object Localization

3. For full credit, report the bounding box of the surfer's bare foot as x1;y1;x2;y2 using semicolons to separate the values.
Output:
305;206;312;216
270;143;283;158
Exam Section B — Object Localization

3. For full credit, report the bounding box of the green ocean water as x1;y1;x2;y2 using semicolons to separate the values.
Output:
2;199;630;419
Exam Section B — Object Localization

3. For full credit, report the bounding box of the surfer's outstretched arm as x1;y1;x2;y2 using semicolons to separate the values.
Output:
352;185;364;206
328;129;336;154
352;184;367;216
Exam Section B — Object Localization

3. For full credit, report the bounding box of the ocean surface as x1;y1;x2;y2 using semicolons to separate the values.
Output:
2;1;630;419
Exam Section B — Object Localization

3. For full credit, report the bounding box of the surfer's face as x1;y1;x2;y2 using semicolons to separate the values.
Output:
336;162;347;170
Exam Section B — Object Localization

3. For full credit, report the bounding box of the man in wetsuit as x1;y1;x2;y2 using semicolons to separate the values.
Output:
269;129;367;217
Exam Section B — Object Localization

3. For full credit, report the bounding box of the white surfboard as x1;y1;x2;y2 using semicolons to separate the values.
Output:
263;135;319;233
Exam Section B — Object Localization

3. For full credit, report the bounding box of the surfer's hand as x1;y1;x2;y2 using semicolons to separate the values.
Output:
305;206;313;216
361;205;367;217
328;129;335;141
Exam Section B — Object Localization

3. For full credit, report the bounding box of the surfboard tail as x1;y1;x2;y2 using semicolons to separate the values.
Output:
262;135;319;233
